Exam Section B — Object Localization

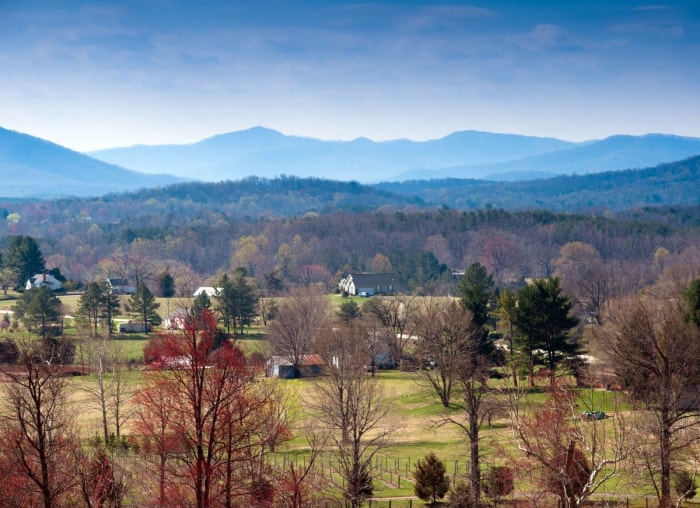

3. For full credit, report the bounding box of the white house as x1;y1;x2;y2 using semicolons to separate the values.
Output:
107;278;136;295
338;273;399;296
25;273;62;291
193;287;221;297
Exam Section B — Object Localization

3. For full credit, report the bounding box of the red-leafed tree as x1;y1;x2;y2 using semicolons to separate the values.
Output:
135;308;285;508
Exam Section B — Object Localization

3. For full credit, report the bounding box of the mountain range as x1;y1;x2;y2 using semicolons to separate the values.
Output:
2;125;700;199
90;127;700;183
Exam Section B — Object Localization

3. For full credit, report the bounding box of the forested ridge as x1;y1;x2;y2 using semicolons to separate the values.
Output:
378;154;700;212
0;189;697;296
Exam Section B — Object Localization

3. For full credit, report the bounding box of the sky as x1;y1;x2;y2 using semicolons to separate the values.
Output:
1;0;699;152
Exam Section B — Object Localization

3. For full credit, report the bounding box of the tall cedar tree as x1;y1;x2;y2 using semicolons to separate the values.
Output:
514;277;579;386
214;272;257;336
135;310;285;507
683;278;700;326
12;286;62;338
456;262;495;329
157;271;176;298
76;282;103;337
76;281;120;337
2;235;45;288
125;283;161;333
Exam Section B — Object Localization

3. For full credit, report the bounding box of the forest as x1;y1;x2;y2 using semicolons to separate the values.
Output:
0;171;700;507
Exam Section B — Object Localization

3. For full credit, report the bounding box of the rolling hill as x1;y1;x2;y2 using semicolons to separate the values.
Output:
378;155;700;212
0;127;183;198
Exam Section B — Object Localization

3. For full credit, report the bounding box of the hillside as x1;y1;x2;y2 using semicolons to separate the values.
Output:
398;134;700;181
0;127;183;198
378;155;700;212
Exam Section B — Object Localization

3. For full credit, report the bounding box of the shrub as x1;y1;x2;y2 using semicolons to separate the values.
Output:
674;470;697;500
482;465;514;499
414;452;450;505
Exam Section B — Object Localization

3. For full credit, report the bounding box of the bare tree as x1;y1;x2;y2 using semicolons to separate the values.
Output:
435;320;498;507
267;286;330;373
79;338;134;443
415;298;477;407
0;338;80;508
309;322;396;508
362;295;418;367
595;287;700;508
508;383;632;507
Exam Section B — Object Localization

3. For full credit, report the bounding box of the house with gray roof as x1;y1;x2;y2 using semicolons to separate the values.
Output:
338;272;399;296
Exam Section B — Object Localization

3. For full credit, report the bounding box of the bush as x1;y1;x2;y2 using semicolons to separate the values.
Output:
448;481;470;507
674;470;697;500
482;465;514;499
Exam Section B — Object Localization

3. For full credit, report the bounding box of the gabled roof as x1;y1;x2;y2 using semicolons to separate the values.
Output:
107;278;130;286
268;354;326;367
347;272;398;287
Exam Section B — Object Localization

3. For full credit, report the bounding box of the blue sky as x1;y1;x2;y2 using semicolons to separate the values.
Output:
1;1;699;151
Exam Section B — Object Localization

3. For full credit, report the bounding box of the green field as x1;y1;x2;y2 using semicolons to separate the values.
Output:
0;292;688;504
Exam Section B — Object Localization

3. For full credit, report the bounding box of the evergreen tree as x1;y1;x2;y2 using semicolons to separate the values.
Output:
192;291;212;317
413;452;450;505
231;272;257;335
157;270;176;298
455;263;497;365
125;283;161;333
76;282;104;337
514;277;579;385
683;278;700;326
100;281;121;336
12;286;62;337
214;273;258;336
2;235;46;288
76;282;121;337
456;262;496;329
337;300;362;322
214;273;235;334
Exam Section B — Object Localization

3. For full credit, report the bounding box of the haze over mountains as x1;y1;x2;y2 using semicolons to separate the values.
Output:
90;127;700;183
2;124;700;200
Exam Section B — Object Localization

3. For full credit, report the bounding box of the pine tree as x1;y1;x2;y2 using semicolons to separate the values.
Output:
157;271;176;298
125;283;161;333
413;452;450;505
12;286;62;337
2;235;46;288
514;277;580;385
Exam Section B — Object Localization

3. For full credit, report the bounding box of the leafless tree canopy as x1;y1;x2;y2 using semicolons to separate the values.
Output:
267;286;331;369
308;322;396;508
595;287;700;508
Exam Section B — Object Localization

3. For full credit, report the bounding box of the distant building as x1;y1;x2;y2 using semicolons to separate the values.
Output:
119;321;151;333
162;310;189;330
107;278;136;295
193;287;221;297
338;273;399;296
265;355;326;379
25;272;62;291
